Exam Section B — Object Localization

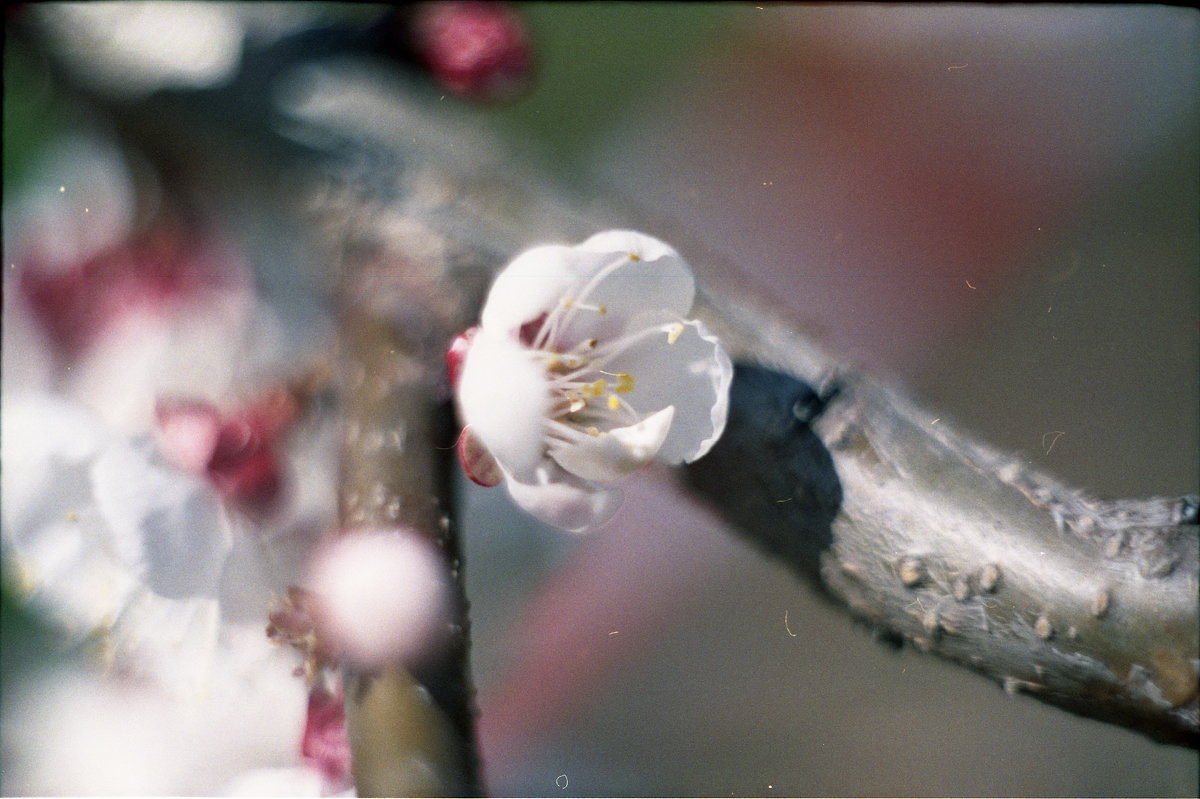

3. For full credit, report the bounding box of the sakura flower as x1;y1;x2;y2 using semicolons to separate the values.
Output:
454;230;732;531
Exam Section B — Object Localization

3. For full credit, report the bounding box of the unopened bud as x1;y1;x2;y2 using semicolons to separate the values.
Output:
412;1;533;102
308;528;451;668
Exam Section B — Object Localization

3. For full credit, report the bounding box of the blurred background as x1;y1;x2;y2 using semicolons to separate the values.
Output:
4;3;1198;796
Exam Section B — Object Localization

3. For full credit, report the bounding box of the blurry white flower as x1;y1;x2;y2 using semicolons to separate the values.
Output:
307;529;451;668
2;393;225;690
35;2;245;96
454;230;732;531
1;133;342;795
1;633;316;796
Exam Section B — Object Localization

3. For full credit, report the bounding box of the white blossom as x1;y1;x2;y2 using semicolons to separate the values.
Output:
307;528;451;668
455;230;732;531
1;134;341;793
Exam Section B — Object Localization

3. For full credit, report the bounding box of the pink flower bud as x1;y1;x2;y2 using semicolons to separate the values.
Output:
445;326;479;390
300;682;352;790
457;425;504;487
412;1;533;102
308;529;451;668
154;388;298;515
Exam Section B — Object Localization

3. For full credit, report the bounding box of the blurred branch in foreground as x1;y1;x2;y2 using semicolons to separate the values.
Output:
10;8;1196;795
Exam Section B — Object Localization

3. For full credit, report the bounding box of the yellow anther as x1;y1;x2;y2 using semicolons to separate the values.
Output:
566;392;586;413
561;297;574;308
583;378;608;398
586;426;601;437
615;373;635;393
607;395;621;411
628;253;641;262
545;355;562;370
598;304;608;315
667;323;684;344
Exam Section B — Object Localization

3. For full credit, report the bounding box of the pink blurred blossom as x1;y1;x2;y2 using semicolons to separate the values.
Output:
301;681;353;791
412;1;533;102
155;387;299;516
19;211;245;363
307;528;451;668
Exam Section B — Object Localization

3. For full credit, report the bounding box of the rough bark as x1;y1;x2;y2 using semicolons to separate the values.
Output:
687;295;1199;747
333;308;477;796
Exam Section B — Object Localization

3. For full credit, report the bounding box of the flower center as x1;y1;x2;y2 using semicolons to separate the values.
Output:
534;325;686;449
541;339;639;438
510;248;688;447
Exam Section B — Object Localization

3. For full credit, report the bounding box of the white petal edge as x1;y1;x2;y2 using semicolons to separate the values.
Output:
555;231;695;346
480;244;581;335
504;462;624;533
548;406;675;483
578;229;681;266
456;329;550;481
603;314;732;465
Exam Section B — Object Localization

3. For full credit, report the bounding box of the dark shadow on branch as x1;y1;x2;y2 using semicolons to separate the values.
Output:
684;363;841;587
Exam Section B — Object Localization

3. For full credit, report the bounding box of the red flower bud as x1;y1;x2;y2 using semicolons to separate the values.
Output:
445;326;479;389
412;1;533;102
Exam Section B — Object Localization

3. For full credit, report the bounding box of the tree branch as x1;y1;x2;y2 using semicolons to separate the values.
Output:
684;303;1199;746
327;183;497;794
19;9;1196;756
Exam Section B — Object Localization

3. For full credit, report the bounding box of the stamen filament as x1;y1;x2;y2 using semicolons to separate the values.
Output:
552;253;631;340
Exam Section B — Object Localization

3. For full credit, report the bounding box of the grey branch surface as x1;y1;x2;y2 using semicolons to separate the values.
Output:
333;296;478;794
19;17;1198;797
688;296;1199;748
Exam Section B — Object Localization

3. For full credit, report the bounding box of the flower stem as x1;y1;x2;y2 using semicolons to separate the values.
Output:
336;308;479;795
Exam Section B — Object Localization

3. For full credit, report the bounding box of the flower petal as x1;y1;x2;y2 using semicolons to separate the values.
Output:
606;315;732;464
504;462;624;533
578;229;682;268
457;426;504;487
479;244;581;335
456;329;549;481
548;406;675;483
555;231;695;348
155;398;222;475
90;439;231;599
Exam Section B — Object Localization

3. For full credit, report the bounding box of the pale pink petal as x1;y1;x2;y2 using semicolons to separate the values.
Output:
505;462;624;533
308;529;450;668
456;329;549;481
479;244;581;335
570;230;695;323
548;406;675;483
603;315;732;464
155;398;223;474
577;229;683;265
